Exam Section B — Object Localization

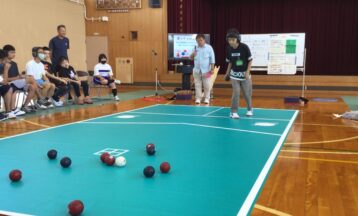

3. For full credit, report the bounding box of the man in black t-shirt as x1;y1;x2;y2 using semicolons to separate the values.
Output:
224;29;253;119
49;25;70;68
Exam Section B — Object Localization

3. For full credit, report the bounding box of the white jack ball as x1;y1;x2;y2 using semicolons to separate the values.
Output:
115;156;126;167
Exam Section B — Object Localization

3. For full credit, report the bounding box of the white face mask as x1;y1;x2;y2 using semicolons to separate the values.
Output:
38;53;46;60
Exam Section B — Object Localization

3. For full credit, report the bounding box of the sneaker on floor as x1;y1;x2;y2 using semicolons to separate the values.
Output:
53;100;64;107
203;99;210;104
114;96;120;101
195;99;201;104
230;112;240;119
0;113;8;121
35;102;47;110
246;109;254;117
114;79;121;85
21;106;34;114
37;99;47;106
12;108;26;116
6;112;16;119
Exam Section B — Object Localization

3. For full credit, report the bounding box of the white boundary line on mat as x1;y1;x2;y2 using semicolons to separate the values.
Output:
237;110;299;216
80;122;282;136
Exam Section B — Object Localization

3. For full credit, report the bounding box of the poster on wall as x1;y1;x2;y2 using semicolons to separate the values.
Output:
173;34;198;58
96;0;142;9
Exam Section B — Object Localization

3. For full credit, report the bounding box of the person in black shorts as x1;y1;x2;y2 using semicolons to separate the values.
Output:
0;49;15;120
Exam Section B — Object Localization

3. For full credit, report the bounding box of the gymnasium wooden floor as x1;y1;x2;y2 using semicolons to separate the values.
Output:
1;86;357;216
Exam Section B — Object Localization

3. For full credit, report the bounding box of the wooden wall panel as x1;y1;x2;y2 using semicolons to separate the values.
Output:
85;0;167;82
85;0;357;89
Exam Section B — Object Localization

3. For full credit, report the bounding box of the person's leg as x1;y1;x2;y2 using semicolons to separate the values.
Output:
109;82;118;96
193;72;203;102
40;82;50;99
4;87;13;112
47;83;56;99
231;79;241;113
81;81;90;97
71;83;81;97
81;81;93;104
71;82;83;105
240;78;253;114
10;86;18;110
202;76;212;102
52;85;68;102
23;84;36;107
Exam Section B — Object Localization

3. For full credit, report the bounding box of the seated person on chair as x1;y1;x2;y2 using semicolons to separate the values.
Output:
3;44;36;114
42;47;69;107
58;57;93;105
0;49;16;120
26;47;56;109
93;54;120;101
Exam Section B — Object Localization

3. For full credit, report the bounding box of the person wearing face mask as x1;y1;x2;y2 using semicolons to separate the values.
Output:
93;54;120;101
26;47;55;109
58;56;93;105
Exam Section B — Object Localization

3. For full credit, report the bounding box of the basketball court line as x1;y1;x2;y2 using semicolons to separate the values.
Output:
278;156;358;164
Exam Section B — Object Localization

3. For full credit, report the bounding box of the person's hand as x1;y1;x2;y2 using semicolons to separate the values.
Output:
60;79;68;85
245;71;250;80
224;74;230;81
38;84;43;89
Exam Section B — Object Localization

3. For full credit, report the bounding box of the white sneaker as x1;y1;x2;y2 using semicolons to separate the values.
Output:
7;112;16;119
114;96;120;101
47;103;54;108
203;99;210;104
230;112;240;119
195;99;201;104
12;108;26;116
53;100;64;107
114;80;121;85
246;109;254;117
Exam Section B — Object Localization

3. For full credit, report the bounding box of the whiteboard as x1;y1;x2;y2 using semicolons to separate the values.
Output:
241;33;305;67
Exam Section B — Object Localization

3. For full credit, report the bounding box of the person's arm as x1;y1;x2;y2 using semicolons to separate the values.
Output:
189;46;197;60
209;47;215;73
49;39;54;53
67;38;70;50
225;63;232;81
2;63;11;84
93;64;104;80
46;72;67;84
245;46;253;79
224;48;232;81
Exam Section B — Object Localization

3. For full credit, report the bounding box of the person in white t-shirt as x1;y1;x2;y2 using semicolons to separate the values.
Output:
26;47;55;109
93;54;120;101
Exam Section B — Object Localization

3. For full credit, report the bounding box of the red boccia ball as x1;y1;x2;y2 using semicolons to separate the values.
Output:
9;170;22;182
104;155;115;166
68;200;84;216
160;162;171;173
100;152;110;163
